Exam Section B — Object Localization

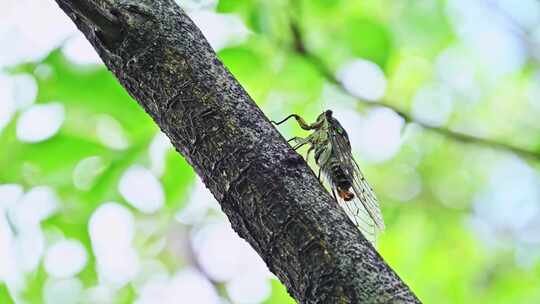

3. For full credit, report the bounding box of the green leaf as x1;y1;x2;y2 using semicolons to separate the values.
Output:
36;50;156;142
0;132;111;187
219;43;274;103
0;284;15;304
20;264;48;304
272;54;324;107
217;0;255;13
343;17;392;68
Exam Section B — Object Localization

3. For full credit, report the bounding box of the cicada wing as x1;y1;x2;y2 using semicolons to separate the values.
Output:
318;156;381;245
328;125;385;238
333;188;379;245
321;164;379;243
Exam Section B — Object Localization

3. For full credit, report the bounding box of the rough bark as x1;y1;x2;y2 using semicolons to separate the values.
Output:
53;1;421;303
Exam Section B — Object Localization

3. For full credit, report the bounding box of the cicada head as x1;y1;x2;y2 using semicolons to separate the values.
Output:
315;109;334;125
325;109;333;118
315;110;329;123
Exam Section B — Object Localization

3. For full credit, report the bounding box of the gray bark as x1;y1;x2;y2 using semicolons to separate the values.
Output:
53;0;421;303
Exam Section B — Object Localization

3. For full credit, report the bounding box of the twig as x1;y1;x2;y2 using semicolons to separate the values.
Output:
290;21;540;161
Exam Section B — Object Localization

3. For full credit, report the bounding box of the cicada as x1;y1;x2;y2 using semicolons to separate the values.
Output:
273;110;385;245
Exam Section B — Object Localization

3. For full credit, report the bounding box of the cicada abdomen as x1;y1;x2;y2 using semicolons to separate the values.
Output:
314;142;355;201
323;156;355;201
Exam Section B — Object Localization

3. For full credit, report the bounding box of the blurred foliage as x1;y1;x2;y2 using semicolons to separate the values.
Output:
2;0;540;303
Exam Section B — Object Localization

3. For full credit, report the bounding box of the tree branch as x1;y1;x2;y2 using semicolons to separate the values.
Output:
53;0;420;302
289;21;540;162
56;0;122;46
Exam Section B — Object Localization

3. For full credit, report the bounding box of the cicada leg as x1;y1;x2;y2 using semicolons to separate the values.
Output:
287;136;301;143
331;189;339;205
271;114;319;130
287;136;309;150
306;146;314;161
292;142;307;150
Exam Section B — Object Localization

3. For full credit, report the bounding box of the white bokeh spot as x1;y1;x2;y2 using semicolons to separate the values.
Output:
136;268;220;304
470;156;540;251
411;84;454;127
16;226;45;273
62;33;103;65
333;107;404;163
89;202;135;251
190;11;250;51
97;247;140;287
357;108;404;163
0;210;23;294
446;0;527;76
337;59;387;101
149;132;173;177
9;186;60;230
73;156;108;191
96;114;129;150
226;272;271;304
89;202;140;287
43;278;84;304
0;0;76;67
434;46;480;102
176;0;218;12
44;239;88;278
0;184;23;211
12;73;38;109
0;74;17;133
119;165;165;214
192;220;272;283
16;103;65;143
176;178;221;225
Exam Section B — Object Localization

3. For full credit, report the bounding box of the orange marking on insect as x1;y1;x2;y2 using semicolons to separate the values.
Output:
338;189;355;201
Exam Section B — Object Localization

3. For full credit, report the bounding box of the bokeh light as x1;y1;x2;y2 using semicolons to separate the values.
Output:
72;156;109;191
149;132;173;177
412;84;454;127
337;59;387;101
16;103;64;143
89;202;140;287
43;278;84;304
95;114;129;150
119;165;165;214
62;33;103;66
44;239;88;278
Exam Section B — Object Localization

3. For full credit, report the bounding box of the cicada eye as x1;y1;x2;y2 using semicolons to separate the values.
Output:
325;110;333;118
